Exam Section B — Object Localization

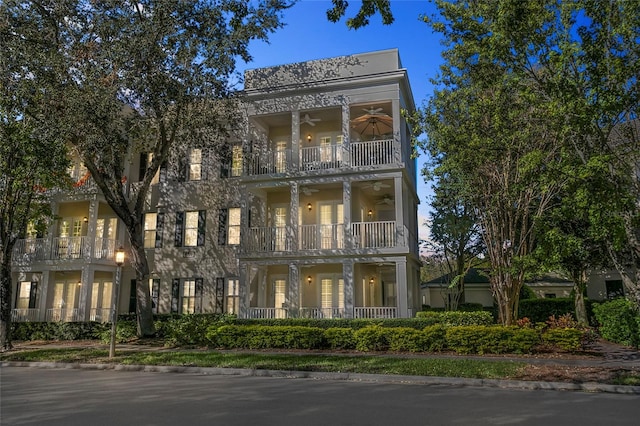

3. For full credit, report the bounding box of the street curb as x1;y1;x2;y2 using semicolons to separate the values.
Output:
2;361;639;395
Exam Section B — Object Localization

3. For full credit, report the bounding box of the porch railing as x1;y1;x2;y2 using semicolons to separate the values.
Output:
46;308;81;322
353;307;397;319
246;308;287;319
51;236;88;259
11;308;40;322
89;308;113;322
246;307;396;319
12;239;48;261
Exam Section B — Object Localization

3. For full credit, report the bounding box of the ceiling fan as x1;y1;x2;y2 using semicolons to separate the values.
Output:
362;107;384;116
376;195;394;205
300;186;319;196
363;181;391;191
300;113;321;126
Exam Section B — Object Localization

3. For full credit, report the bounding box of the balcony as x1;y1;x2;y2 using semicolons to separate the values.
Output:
244;139;398;176
46;308;81;322
11;308;40;322
242;221;406;255
12;237;118;263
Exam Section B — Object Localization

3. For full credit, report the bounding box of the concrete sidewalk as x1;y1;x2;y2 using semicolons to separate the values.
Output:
3;339;640;395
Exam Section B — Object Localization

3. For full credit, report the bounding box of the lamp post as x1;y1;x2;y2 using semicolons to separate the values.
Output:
109;247;125;358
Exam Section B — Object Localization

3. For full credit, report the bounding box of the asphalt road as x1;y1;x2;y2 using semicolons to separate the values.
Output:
1;367;638;426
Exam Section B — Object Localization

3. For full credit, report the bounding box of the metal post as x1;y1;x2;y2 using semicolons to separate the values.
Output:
109;265;121;358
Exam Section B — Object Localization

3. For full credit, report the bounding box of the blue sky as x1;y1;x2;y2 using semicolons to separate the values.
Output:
238;0;445;238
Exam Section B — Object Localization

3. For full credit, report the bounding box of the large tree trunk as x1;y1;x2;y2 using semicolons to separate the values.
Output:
0;251;14;351
571;269;589;326
127;228;155;337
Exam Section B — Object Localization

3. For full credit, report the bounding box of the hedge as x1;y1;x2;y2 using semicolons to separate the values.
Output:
593;299;640;348
414;311;494;326
445;326;540;354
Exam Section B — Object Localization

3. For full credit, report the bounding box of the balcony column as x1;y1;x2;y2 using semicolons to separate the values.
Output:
342;180;352;247
288;263;300;314
37;271;51;322
394;176;404;246
85;199;99;261
78;266;95;321
395;259;408;318
343;260;354;318
291;110;300;170
341;103;351;167
391;99;401;163
290;182;299;251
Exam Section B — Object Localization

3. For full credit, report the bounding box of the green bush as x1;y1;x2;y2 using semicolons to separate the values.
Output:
422;325;447;352
354;325;389;351
162;314;233;346
323;327;356;350
98;321;138;344
12;321;109;341
206;325;324;350
593;299;640;348
415;310;494;326
541;328;585;352
519;298;575;323
386;327;428;352
445;326;539;354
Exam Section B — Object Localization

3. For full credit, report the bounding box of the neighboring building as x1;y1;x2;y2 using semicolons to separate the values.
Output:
10;49;422;322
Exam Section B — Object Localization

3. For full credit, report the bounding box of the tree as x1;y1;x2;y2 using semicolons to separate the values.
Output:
427;174;484;310
0;114;69;351
2;0;291;336
326;0;394;29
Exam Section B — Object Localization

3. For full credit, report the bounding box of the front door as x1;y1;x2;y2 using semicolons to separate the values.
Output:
271;205;288;251
319;202;343;249
52;281;79;321
273;277;287;318
90;281;113;321
95;218;117;258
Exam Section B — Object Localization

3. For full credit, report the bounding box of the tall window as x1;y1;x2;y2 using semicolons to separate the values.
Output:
231;145;243;177
218;208;241;245
188;148;203;181
320;276;344;310
226;278;239;314
275;141;287;173
16;281;37;309
171;278;203;314
175;210;205;247
149;279;160;314
144;212;163;248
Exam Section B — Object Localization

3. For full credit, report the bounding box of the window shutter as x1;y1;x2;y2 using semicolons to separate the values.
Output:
201;150;208;181
174;211;184;247
138;153;147;182
155;212;164;248
177;155;186;182
151;279;160;314
215;277;225;313
129;279;137;313
218;209;228;246
28;282;38;309
195;278;204;313
171;279;180;313
197;210;206;246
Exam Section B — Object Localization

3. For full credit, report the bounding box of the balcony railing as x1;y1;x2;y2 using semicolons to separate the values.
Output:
246;308;287;319
11;308;40;322
300;145;344;171
246;149;292;175
13;237;118;262
299;224;344;250
298;307;346;319
244;139;398;176
353;307;397;319
242;222;402;254
351;221;398;248
46;308;81;322
244;226;292;252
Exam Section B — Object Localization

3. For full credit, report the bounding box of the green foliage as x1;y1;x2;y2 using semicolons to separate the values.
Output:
519;285;537;300
593;299;640;348
323;328;356;350
326;0;394;29
415;310;494;326
11;322;110;341
445;326;540;355
206;325;325;350
162;314;233;346
519;298;575;323
353;325;389;352
541;328;584;352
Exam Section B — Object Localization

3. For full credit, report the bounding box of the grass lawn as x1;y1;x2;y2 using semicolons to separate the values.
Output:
0;348;525;379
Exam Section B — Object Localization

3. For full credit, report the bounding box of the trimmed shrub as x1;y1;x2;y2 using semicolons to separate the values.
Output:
206;325;324;350
324;327;356;350
593;299;640;348
386;327;428;352
12;321;109;341
162;314;233;346
98;321;138;344
446;326;539;354
541;328;584;352
354;325;389;352
422;325;447;352
415;310;494;326
519;298;575;323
